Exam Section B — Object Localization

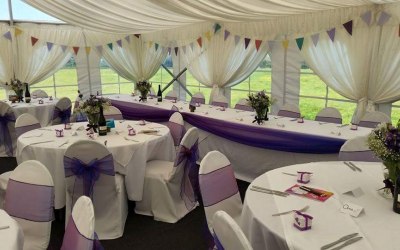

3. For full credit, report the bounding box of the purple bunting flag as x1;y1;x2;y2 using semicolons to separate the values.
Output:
125;35;130;43
327;28;336;42
311;33;320;46
3;31;11;41
267;41;274;50
116;39;122;47
244;38;251;49
168;47;171;55
224;30;230;41
46;42;54;51
96;45;103;54
377;11;391;26
61;45;67;53
361;11;372;26
343;20;353;36
234;35;240;45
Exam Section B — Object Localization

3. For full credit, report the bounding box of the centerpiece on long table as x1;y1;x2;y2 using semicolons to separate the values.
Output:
75;95;110;132
248;91;271;125
137;80;152;102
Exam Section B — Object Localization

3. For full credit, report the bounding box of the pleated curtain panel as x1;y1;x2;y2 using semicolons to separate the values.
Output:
0;24;13;85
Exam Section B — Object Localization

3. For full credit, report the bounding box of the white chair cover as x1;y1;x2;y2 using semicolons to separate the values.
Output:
191;92;206;105
104;106;123;120
135;127;199;223
359;111;391;128
61;196;103;250
199;151;242;231
168;112;185;147
64;140;128;240
277;104;301;118
0;101;16;157
165;90;178;101
338;135;381;162
315;107;342;124
234;98;253;111
213;211;253;250
15;113;41;138
4;160;54;250
31;89;48;98
211;95;229;108
52;97;72;125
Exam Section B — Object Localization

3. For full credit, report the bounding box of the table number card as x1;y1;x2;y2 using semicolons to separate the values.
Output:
342;187;365;198
340;202;364;217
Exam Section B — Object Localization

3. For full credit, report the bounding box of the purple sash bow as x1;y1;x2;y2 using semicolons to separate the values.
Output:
53;106;72;124
61;216;104;250
175;140;199;209
64;154;115;198
0;112;16;156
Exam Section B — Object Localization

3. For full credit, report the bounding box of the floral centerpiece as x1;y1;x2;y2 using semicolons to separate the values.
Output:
75;95;110;132
248;91;270;125
136;80;152;102
5;79;24;102
368;122;400;213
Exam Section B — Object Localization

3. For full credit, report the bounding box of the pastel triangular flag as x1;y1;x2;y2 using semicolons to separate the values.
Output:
46;42;54;51
14;28;22;36
107;43;113;50
197;37;202;48
174;47;179;56
182;46;186;54
214;23;222;33
343;20;353;36
190;42;194;51
244;38;251;49
377;11;391;26
255;40;262;51
205;31;211;41
3;31;11;41
96;45;103;54
148;41;153;48
311;33;319;46
85;47;91;55
155;43;159;51
31;36;39;46
267;41;274;50
282;40;289;49
361;11;372;26
167;47;171;55
224;30;230;41
61;45;67;53
125;35;130;43
234;35;240;45
134;34;141;38
73;47;80;55
116;39;122;47
327;28;336;42
295;37;304;50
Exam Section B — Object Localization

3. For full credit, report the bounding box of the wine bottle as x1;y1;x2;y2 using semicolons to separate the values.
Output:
157;85;162;102
98;105;107;136
24;83;31;103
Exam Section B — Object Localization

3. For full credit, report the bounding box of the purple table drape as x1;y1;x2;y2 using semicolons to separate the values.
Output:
111;99;172;122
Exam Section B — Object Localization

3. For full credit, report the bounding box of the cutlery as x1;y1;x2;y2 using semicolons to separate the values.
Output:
320;233;359;250
348;162;362;172
282;172;297;176
337;124;349;128
319;122;329;125
251;186;289;197
299;186;326;197
272;205;309;216
29;140;54;145
330;236;363;250
58;140;69;148
22;133;43;138
124;136;139;142
250;187;288;197
38;128;52;131
343;161;356;171
0;225;10;230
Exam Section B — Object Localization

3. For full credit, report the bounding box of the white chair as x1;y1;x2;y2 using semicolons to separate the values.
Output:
213;211;253;250
315;107;342;124
165;90;178;101
338;135;381;162
199;151;242;231
4;160;54;250
15;113;41;138
359;111;391;128
277;104;301;118
104;106;123;120
52;97;72;125
211;95;229;108
61;196;103;250
31;89;48;98
135;127;199;223
0;101;16;157
168;112;185;147
191;92;206;105
64;140;128;240
234;98;253;111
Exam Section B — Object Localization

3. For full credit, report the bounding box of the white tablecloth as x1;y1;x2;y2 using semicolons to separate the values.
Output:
16;121;175;209
0;209;24;250
241;161;398;250
6;98;56;126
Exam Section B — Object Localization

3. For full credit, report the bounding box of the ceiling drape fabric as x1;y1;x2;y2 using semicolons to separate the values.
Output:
0;24;13;85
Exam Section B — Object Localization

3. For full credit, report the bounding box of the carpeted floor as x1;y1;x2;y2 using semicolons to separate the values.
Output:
0;157;250;250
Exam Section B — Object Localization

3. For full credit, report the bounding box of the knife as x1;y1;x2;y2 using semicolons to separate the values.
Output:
330;236;363;250
348;162;362;172
250;187;287;197
251;186;289;196
343;162;356;171
320;233;359;250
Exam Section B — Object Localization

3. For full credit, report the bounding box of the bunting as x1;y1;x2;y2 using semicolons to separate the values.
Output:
224;30;230;41
155;43;159;51
197;37;202;48
134;34;141;39
343;20;353;36
125;35;130;43
295;37;304;50
73;47;80;55
234;35;240;45
3;31;11;41
116;39;122;47
255;40;262;51
311;33;319;46
85;47;91;55
267;41;275;50
96;45;103;54
205;31;211;41
174;47;179;56
61;45;67;53
167;47;171;55
31;36;39;46
190;42;194;51
107;43;113;50
282;40;289;50
327;28;336;42
244;38;251;49
361;11;372;26
377;11;391;26
148;41;153;48
46;42;54;51
214;23;222;34
14;28;22;36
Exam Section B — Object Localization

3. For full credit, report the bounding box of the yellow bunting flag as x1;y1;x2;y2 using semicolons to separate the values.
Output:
282;40;289;49
205;31;212;41
85;47;91;55
148;41;153;48
14;28;23;36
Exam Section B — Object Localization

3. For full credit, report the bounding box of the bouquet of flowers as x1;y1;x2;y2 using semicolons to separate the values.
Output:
5;79;24;94
136;80;152;101
77;95;111;116
248;91;270;124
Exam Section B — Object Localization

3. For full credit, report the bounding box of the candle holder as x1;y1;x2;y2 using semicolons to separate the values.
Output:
55;129;64;137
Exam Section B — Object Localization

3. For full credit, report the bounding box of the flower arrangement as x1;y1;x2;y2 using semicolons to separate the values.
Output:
248;91;271;124
136;80;152;101
76;95;111;116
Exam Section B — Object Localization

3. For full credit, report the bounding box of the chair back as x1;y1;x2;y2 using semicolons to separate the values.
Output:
0;101;16;156
61;196;103;250
213;211;253;250
168;112;185;147
199;151;242;231
52;97;72;125
315;107;342;124
339;135;380;162
191;92;206;105
104;106;123;120
31;89;48;98
359;111;391;128
234;98;253;111
165;90;178;101
211;95;229;108
277;104;301;118
4;160;54;250
15;113;41;138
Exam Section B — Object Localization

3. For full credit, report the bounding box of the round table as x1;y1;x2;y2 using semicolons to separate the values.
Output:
6;98;56;126
241;161;398;250
16;121;175;209
0;209;24;250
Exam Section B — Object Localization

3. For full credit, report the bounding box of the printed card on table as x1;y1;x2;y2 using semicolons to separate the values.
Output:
285;184;334;202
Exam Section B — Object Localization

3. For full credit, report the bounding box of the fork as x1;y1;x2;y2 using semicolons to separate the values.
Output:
22;133;43;138
272;205;310;216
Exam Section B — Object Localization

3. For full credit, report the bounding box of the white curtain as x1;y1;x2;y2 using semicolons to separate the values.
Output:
301;17;400;122
0;24;13;86
182;31;269;101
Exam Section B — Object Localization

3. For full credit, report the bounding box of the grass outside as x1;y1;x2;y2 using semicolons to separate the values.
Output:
1;66;399;124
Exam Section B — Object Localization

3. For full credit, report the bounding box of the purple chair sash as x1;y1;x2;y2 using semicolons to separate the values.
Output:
16;123;41;138
315;116;342;124
0;112;16;156
175;140;199;209
61;216;103;250
358;120;380;128
338;150;381;162
213;232;224;250
168;121;185;146
211;101;228;108
191;97;205;105
64;154;115;198
199;165;238;207
165;96;177;101
5;179;54;222
277;109;300;118
234;104;253;111
53;106;72;124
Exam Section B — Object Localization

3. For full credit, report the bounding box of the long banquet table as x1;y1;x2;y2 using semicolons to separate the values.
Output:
108;94;372;181
241;161;395;250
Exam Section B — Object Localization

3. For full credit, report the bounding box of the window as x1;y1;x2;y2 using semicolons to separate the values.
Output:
185;71;212;104
0;86;6;100
230;54;272;107
100;58;134;94
11;0;62;22
0;0;9;20
149;55;174;95
299;63;356;124
31;57;78;101
391;101;400;123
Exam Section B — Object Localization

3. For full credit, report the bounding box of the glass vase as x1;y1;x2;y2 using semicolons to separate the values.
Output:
17;89;23;103
139;90;148;102
383;160;400;214
254;107;269;125
86;112;100;132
